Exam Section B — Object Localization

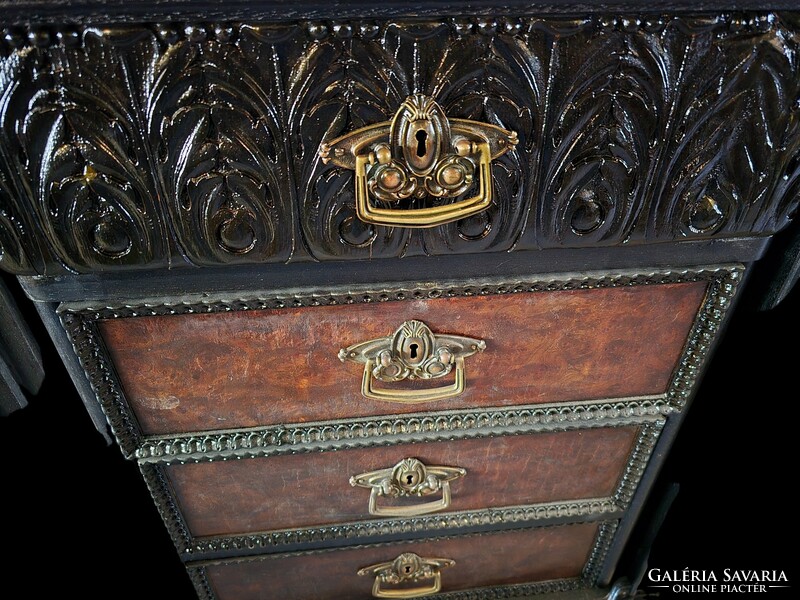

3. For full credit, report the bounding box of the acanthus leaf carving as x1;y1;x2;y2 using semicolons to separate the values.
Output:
646;15;800;239
0;50;48;274
536;23;658;246
417;24;532;254
15;33;165;272
148;28;293;265
289;29;413;259
0;16;798;274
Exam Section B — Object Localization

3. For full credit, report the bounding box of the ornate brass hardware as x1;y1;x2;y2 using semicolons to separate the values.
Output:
320;94;517;228
358;552;455;598
338;320;486;403
350;458;466;517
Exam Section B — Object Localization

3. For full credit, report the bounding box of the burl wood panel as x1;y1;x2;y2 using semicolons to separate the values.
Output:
100;282;706;435
205;523;601;600
166;426;637;536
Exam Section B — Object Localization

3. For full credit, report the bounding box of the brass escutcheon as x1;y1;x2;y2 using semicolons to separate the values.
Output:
319;94;517;228
338;320;486;403
350;457;467;517
358;552;456;598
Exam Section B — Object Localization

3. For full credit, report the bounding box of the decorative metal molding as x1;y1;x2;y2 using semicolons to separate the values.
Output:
2;15;799;274
139;462;193;554
433;578;583;600
613;421;664;507
186;567;215;600
583;521;620;585
54;265;737;459
181;498;621;558
59;309;142;456
136;407;663;465
665;267;742;409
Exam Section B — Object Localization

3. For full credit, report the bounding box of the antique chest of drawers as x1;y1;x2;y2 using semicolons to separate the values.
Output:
1;1;798;598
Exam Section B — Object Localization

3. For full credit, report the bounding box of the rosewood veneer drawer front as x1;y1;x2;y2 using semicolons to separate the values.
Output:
198;523;607;600
161;427;639;538
99;280;706;436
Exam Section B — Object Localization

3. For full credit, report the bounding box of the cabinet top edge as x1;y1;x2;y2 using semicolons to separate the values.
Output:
19;240;758;304
2;2;799;27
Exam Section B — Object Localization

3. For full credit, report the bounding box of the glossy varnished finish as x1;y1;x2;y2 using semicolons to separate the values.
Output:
100;282;705;435
165;427;638;536
1;16;799;275
5;2;800;25
204;523;601;600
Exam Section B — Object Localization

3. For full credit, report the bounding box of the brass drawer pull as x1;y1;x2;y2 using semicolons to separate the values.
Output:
338;320;485;404
351;458;466;517
358;552;456;598
320;94;517;228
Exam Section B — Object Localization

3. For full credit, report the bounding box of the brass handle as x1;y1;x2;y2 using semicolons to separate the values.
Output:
350;458;466;517
320;94;517;228
358;553;455;598
338;320;485;404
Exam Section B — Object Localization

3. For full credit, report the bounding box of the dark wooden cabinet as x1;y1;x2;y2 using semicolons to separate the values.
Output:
1;2;797;598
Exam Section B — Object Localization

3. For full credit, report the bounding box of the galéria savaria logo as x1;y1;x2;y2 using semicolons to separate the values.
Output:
646;569;790;593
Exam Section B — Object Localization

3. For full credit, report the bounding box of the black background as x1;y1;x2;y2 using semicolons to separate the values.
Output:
1;250;796;599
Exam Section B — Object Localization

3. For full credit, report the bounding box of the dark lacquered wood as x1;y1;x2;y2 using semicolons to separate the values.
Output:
166;427;637;537
205;523;601;600
2;15;798;276
100;282;706;435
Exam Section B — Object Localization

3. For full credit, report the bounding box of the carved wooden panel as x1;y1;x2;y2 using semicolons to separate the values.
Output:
2;14;799;274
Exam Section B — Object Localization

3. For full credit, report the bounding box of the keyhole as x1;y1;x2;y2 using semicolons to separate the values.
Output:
406;474;414;485
409;343;419;359
405;566;412;574
415;130;427;157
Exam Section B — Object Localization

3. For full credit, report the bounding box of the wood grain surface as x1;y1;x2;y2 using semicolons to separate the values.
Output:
204;523;601;600
166;426;637;536
100;282;706;435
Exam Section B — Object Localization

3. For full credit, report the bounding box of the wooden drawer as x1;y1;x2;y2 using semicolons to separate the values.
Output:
99;280;706;436
160;426;639;539
196;523;608;600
